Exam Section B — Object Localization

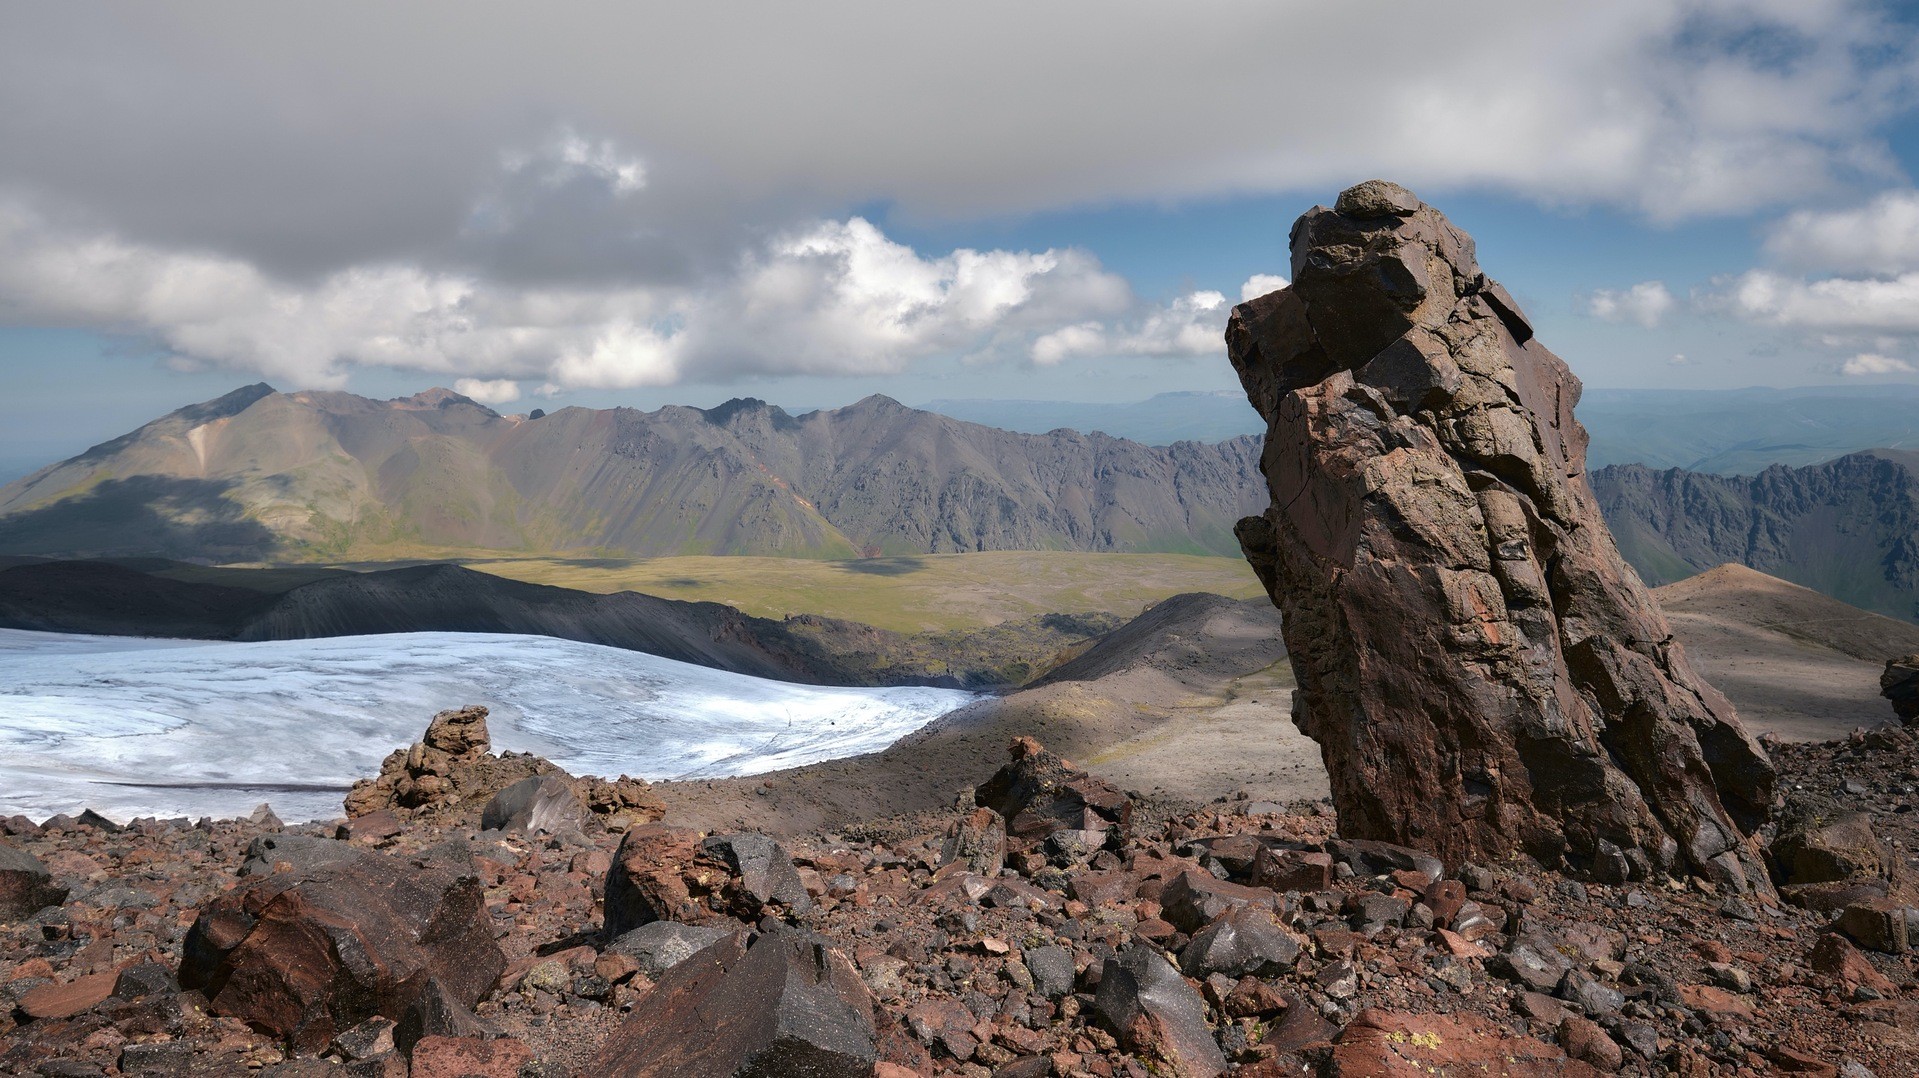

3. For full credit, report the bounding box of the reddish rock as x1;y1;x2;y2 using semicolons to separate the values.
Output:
975;738;1132;843
1159;871;1278;933
1251;846;1332;892
1833;897;1915;954
1558;1015;1624;1072
15;971;115;1020
1676;983;1754;1018
1808;933;1897;995
588;927;877;1076
603;825;813;936
1229;180;1775;892
409;1035;532;1078
1331;1008;1600;1076
177;836;504;1051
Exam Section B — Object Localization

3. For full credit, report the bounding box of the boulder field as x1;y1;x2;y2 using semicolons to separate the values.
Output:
3;715;1918;1076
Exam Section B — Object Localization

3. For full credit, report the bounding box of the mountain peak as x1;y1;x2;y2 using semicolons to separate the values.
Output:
400;387;480;409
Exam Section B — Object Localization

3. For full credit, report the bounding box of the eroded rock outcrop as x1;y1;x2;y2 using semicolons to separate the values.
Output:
344;705;664;829
1229;180;1776;891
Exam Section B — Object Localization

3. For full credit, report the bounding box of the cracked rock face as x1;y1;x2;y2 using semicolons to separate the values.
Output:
1229;180;1776;893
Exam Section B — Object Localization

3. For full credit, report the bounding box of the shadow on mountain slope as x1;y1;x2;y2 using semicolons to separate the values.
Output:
0;476;279;562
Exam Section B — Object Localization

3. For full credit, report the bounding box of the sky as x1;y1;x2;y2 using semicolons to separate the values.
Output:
3;1;1919;477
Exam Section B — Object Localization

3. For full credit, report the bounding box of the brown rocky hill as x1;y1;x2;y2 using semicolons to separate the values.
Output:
0;385;1265;562
1592;449;1919;622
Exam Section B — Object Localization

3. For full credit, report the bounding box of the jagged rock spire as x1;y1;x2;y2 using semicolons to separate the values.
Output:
1229;180;1777;893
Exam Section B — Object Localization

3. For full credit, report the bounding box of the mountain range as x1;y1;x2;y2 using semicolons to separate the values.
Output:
923;385;1919;474
1590;450;1919;621
0;385;1264;563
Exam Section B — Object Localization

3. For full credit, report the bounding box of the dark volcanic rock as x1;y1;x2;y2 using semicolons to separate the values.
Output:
1885;655;1919;722
974;736;1132;844
588;927;877;1077
1227;180;1776;892
1091;945;1226;1077
1179;905;1301;978
177;836;504;1051
0;842;68;921
605;921;736;978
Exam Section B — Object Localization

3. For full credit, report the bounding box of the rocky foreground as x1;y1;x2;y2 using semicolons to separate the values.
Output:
2;707;1916;1077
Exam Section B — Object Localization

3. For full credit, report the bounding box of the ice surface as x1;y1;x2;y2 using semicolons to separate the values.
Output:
0;629;978;822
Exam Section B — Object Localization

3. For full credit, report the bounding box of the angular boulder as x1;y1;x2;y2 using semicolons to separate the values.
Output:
1179;905;1301;979
940;807;1007;876
1772;805;1894;890
1228;180;1775;892
480;775;586;835
588;927;877;1077
603;825;812;937
976;736;1132;844
1091;945;1226;1077
606;920;736;978
0;842;68;922
177;836;505;1051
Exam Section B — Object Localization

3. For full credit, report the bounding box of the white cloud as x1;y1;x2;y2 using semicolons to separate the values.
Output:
1714;270;1919;334
1584;281;1676;327
0;200;1142;391
1764;189;1919;275
452;377;521;405
1240;274;1289;302
1840;352;1916;375
1027;290;1231;365
1669;353;1688;365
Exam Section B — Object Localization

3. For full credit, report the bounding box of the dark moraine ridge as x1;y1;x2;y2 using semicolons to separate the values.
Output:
0;559;1111;690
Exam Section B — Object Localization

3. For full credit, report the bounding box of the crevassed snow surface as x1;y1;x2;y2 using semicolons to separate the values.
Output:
0;629;977;823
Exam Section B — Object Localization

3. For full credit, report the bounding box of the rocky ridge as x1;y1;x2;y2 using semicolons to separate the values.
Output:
3;714;1918;1076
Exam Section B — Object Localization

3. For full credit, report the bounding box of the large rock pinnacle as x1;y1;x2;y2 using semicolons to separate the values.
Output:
1229;181;1777;893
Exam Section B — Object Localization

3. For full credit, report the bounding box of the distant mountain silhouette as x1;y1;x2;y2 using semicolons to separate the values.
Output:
1591;449;1919;622
0;386;1265;561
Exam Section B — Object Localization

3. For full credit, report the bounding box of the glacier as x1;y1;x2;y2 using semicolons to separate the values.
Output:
0;628;979;823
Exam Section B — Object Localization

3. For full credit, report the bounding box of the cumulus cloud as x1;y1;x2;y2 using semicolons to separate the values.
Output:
453;378;522;405
1840;352;1916;375
1764;189;1919;275
0;200;1139;391
1713;270;1919;334
1584;281;1676;327
1029;291;1232;366
1240;274;1289;302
